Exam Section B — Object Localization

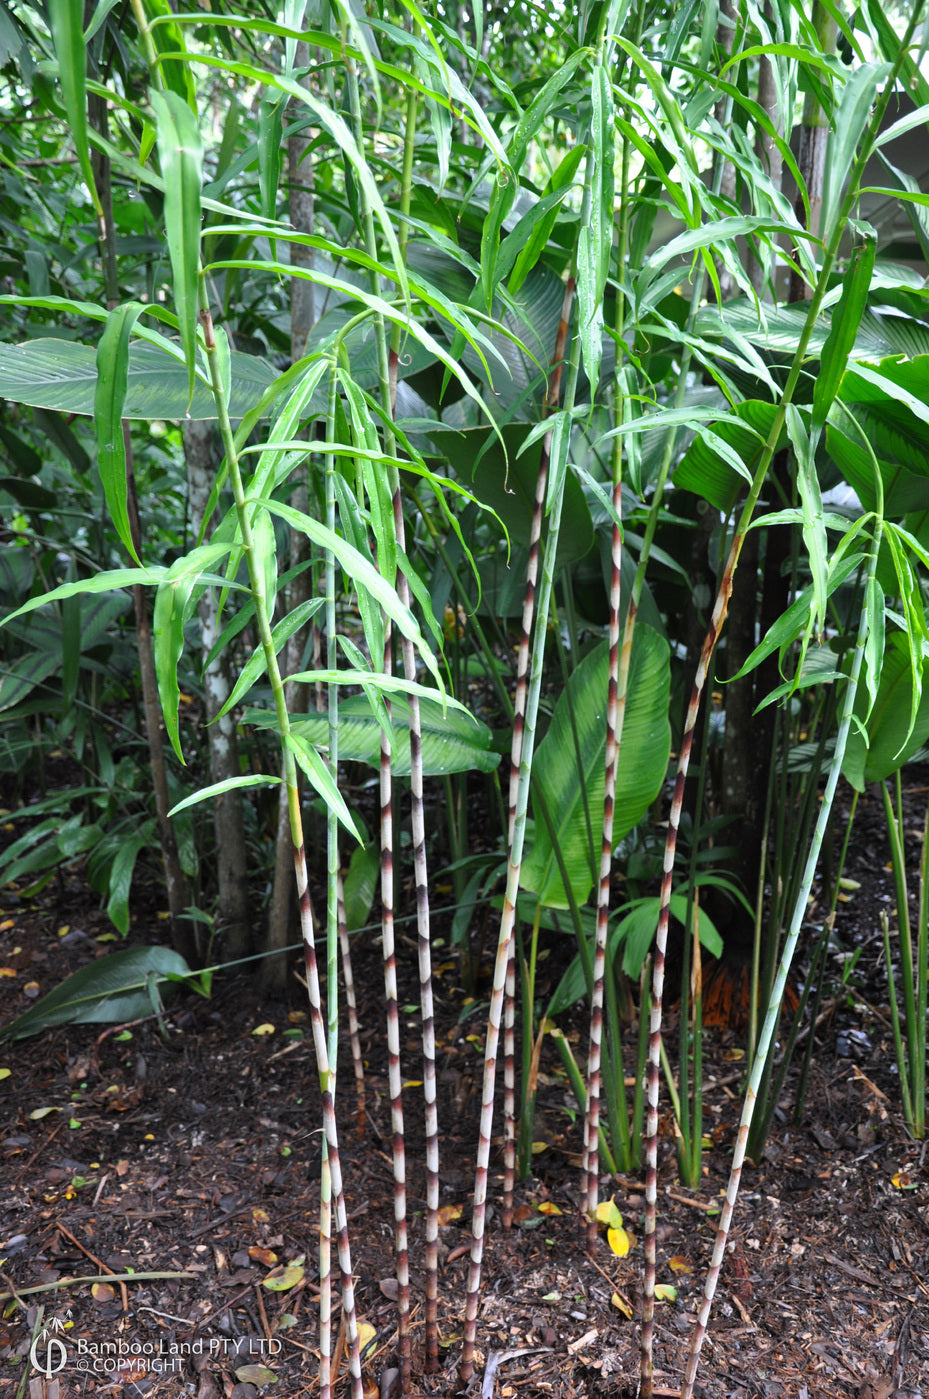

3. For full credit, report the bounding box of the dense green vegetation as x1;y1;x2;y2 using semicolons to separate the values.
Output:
2;0;929;1393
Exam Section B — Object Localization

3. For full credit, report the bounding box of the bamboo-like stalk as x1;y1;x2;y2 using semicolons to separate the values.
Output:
198;304;362;1399
501;282;576;1228
337;874;366;1137
581;115;633;1249
377;646;413;1391
460;272;582;1385
638;12;925;1388
320;368;342;1399
679;514;881;1398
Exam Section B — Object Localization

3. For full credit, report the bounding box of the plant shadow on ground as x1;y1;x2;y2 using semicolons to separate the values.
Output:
1;775;928;1399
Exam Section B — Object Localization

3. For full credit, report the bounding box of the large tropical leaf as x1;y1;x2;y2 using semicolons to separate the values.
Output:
0;946;192;1041
428;423;594;569
673;400;786;513
843;631;929;791
248;694;501;778
0;340;277;420
520;628;671;909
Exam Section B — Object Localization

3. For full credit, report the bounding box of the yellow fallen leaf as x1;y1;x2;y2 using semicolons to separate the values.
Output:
891;1171;917;1190
610;1292;633;1319
252;1023;276;1036
91;1283;115;1303
357;1321;377;1361
0;1068;12;1081
437;1204;463;1225
29;1106;59;1120
57;925;70;937
654;1284;677;1302
262;1262;305;1292
531;1141;549;1155
235;1365;277;1385
536;1201;562;1215
596;1200;623;1230
668;1256;693;1274
402;1080;423;1088
607;1226;631;1257
0;968;17;978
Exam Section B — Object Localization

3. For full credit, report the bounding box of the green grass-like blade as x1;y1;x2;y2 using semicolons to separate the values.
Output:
151;89;203;407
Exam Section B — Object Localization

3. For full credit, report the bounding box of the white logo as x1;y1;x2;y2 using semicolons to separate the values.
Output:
30;1329;68;1379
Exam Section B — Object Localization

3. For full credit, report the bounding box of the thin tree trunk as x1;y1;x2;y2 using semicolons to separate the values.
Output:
184;419;251;959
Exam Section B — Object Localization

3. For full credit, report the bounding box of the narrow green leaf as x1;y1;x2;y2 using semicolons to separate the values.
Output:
812;237;876;435
285;732;362;843
821;62;892;242
787;405;828;634
250;507;279;622
509;147;585;294
106;836;147;935
47;0;100;216
217;597;324;719
262;502;440;688
258;93;285;227
151;89;203;406
142;0;197;108
0;568;168;631
153;543;233;762
864;575;885;719
168;774;282;818
95;303;145;563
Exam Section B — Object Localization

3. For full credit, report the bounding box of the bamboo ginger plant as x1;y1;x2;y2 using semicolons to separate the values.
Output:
4;2;929;1397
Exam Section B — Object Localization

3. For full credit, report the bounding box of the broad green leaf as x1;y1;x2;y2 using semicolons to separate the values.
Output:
429;425;594;569
0;947;192;1042
0;340;276;420
106;836;148;936
282;694;500;777
151;89;203;405
674;401;785;513
47;0;99;217
843;632;929;791
342;842;380;933
95;303;146;563
521;630;671;909
168;774;282;818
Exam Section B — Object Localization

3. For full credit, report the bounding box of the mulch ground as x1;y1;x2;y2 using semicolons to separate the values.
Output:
1;778;928;1399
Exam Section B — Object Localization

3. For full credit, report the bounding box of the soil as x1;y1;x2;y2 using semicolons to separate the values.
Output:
0;777;928;1399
